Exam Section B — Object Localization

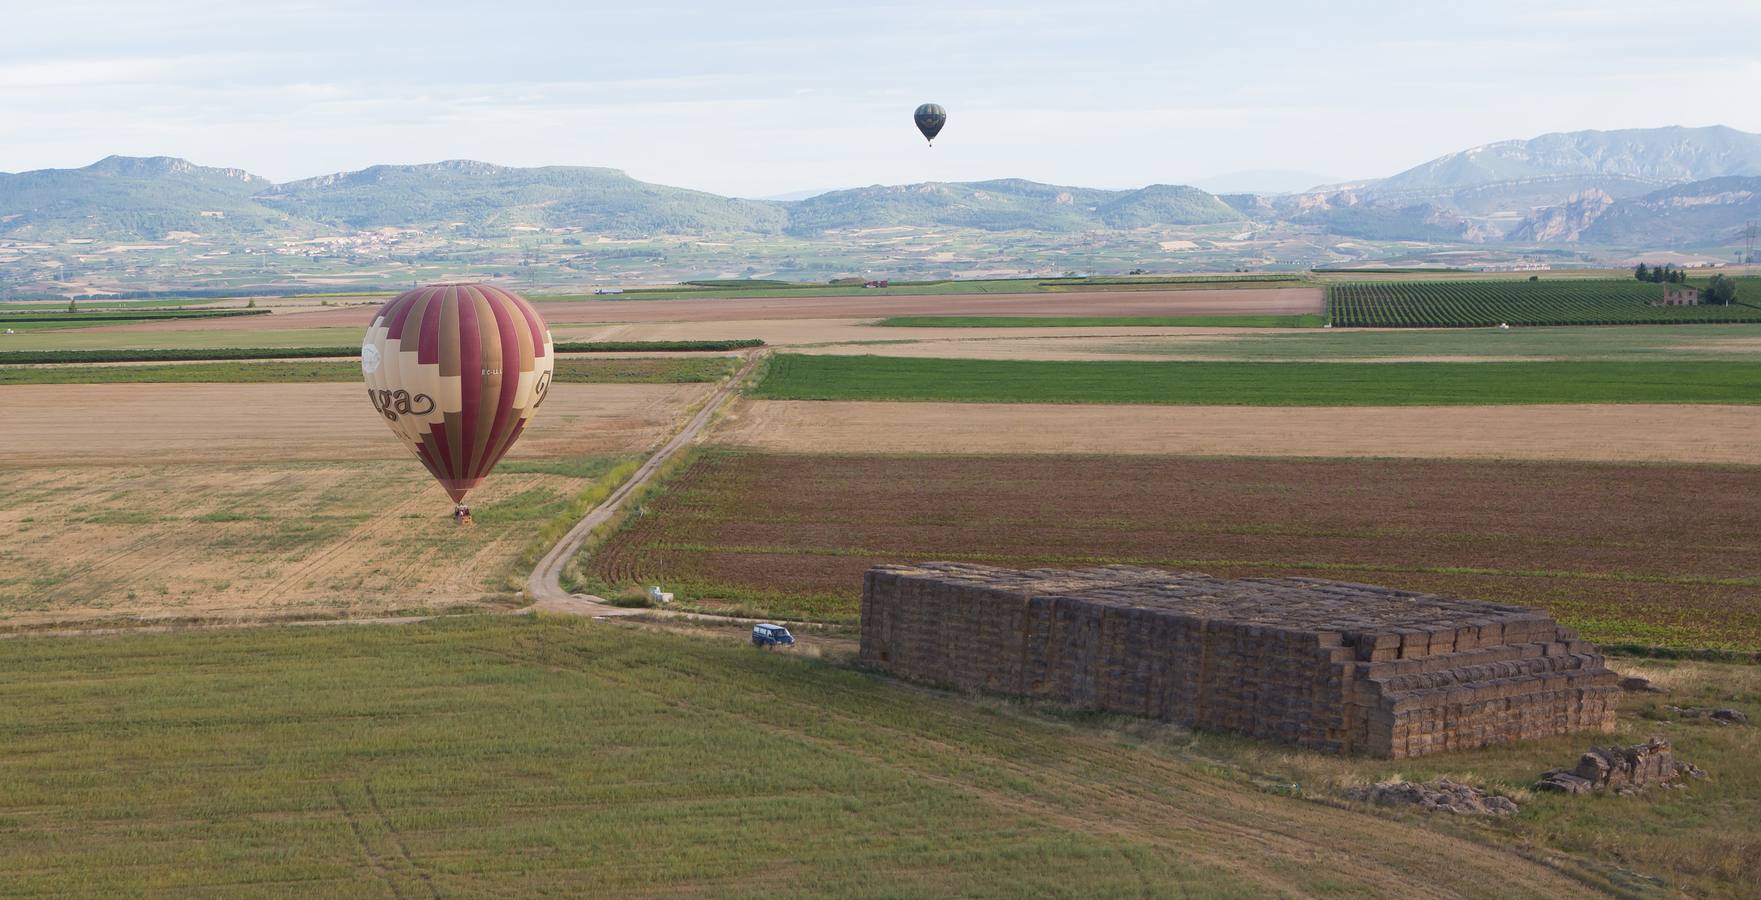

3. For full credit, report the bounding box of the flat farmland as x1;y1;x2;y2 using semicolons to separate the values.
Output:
62;286;1323;333
715;401;1761;464
752;354;1761;406
585;452;1761;649
0;457;631;628
0;382;708;465
556;317;1306;354
1328;279;1761;327
0;355;736;385
0;381;713;627
613;320;1761;364
1;615;1657;897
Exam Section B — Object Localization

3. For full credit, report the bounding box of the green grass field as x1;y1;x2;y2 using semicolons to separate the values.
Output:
0;616;1752;895
753;354;1761;406
874;314;1325;328
0;356;737;385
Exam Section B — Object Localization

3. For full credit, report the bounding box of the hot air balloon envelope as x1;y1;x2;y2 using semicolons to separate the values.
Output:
914;103;947;143
361;283;554;505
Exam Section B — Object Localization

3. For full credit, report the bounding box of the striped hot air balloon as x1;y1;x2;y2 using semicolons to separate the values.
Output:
914;103;947;145
361;283;554;509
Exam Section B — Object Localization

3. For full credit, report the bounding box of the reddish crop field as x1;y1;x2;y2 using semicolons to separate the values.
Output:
587;451;1761;649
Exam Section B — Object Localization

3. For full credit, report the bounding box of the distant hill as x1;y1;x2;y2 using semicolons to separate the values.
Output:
1511;176;1761;246
1267;126;1761;240
257;160;787;236
0;156;313;240
784;178;1241;234
4;126;1758;247
1370;126;1761;200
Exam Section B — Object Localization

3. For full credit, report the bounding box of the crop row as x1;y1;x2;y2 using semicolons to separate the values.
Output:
1327;279;1761;327
581;451;1761;649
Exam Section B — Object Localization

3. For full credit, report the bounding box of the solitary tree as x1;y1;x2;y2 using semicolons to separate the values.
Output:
1635;262;1650;281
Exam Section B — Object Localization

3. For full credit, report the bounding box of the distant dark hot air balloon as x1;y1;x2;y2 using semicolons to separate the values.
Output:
914;103;947;145
361;283;554;515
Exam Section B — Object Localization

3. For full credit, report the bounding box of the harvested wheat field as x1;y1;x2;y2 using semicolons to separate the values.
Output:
84;287;1323;333
585;451;1761;649
0;382;711;465
714;400;1761;465
0;459;613;627
0;381;716;627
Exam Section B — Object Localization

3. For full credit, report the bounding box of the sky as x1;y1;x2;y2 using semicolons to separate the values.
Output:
4;0;1759;197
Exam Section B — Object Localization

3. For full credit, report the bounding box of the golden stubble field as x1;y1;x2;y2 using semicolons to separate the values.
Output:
713;400;1761;464
0;383;711;628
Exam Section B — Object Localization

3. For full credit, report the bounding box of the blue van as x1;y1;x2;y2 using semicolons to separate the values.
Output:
751;623;795;647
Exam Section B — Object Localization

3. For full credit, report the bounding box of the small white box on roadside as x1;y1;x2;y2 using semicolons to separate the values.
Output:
648;586;674;604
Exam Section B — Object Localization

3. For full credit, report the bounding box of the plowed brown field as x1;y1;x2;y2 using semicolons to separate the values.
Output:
85;287;1323;333
586;451;1761;649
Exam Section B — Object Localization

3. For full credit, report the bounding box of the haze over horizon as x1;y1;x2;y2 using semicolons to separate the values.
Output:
5;0;1760;197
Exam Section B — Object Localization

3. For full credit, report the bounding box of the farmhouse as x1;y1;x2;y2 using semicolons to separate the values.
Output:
861;563;1617;758
1656;286;1699;306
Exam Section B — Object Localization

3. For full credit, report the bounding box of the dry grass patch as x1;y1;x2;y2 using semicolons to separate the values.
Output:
0;458;634;628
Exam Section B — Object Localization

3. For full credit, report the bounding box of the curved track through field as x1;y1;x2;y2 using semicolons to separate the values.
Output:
523;351;765;614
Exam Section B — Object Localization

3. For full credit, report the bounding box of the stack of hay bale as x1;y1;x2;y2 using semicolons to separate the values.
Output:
860;563;1618;758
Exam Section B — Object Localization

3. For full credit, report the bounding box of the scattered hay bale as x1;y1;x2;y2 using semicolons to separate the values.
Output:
1618;675;1664;693
1535;738;1705;795
1345;779;1518;816
1670;706;1749;726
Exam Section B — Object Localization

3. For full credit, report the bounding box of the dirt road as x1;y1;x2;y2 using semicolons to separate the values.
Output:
524;352;765;608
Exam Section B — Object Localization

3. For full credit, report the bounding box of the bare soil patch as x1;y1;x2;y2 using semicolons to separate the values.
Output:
559;318;1284;353
0;383;710;465
586;451;1761;648
714;400;1761;465
86;288;1324;333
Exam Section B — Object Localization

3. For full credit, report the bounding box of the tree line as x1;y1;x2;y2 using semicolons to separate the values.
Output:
1634;262;1687;283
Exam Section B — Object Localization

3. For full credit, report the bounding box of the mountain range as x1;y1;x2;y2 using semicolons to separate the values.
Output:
4;125;1760;249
